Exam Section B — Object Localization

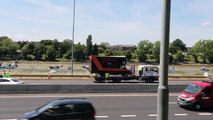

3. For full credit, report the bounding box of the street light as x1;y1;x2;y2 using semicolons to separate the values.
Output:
71;0;76;75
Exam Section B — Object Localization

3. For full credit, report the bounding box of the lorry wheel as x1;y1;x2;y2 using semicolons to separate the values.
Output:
194;103;202;111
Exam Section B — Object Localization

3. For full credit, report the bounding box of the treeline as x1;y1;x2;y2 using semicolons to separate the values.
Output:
0;35;213;63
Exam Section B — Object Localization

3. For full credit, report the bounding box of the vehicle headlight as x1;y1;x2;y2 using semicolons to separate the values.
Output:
185;97;195;102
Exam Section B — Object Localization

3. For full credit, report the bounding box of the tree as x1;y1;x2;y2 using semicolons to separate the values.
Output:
174;50;184;62
136;40;153;62
104;49;113;56
46;45;56;61
204;40;213;63
34;42;45;60
152;41;161;62
169;39;186;54
86;35;93;56
74;43;86;61
0;36;19;59
98;42;110;54
92;44;99;55
59;39;73;58
123;50;132;61
189;40;207;63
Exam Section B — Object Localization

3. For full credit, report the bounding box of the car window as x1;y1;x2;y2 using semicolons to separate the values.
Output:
64;104;93;114
45;105;64;115
11;79;19;82
202;87;212;95
2;79;10;82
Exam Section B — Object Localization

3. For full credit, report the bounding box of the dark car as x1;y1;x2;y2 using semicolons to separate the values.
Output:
22;98;96;120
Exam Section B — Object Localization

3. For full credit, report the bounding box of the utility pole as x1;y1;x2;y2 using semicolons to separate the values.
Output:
71;0;76;75
157;0;171;120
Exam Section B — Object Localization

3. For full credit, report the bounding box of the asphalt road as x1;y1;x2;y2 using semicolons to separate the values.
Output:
0;93;212;120
21;79;195;85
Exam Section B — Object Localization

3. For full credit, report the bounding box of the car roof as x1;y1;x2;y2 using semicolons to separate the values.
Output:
0;78;13;80
192;81;213;87
50;98;92;106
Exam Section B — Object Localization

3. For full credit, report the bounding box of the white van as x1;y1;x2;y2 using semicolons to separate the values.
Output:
138;65;159;83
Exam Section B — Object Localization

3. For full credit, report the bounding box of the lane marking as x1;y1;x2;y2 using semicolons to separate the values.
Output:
148;114;157;117
174;113;188;116
198;113;212;116
95;115;109;118
121;114;136;117
0;119;18;120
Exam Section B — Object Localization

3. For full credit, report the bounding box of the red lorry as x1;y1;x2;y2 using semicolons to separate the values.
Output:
177;80;213;110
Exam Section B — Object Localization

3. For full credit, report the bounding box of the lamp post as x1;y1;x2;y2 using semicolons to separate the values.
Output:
157;0;171;120
71;0;76;75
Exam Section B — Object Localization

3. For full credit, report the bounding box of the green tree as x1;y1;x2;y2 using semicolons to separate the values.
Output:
174;50;184;62
98;42;109;54
136;40;153;62
204;40;213;63
0;36;19;59
92;44;99;55
46;45;56;61
123;50;132;61
59;39;73;58
169;39;186;54
74;43;86;61
104;49;113;56
189;40;207;63
152;41;160;62
34;42;45;60
86;35;93;56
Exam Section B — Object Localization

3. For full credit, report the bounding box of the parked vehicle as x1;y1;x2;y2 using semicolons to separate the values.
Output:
0;78;24;85
88;55;159;83
22;98;96;120
177;80;213;110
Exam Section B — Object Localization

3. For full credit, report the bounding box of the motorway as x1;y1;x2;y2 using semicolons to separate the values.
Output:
21;79;195;85
0;93;212;120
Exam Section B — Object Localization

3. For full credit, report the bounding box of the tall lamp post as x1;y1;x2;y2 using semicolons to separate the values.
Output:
71;0;76;75
157;0;171;120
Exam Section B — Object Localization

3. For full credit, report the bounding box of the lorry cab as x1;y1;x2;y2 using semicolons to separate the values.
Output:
138;65;159;83
177;80;213;110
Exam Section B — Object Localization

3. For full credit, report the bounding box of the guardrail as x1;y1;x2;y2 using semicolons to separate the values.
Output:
10;74;207;80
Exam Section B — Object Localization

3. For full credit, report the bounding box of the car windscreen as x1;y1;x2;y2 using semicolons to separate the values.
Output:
37;102;55;113
184;84;203;94
11;79;19;82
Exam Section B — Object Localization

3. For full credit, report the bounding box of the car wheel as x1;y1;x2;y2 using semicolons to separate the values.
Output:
194;103;202;111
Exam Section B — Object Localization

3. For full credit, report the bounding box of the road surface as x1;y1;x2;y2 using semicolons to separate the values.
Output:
0;93;212;120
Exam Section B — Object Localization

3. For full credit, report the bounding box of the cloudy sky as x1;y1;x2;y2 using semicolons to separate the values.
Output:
1;0;213;47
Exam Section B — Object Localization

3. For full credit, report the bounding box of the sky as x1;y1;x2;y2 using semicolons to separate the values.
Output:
1;0;213;47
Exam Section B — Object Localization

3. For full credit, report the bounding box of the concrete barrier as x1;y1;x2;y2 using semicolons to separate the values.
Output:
0;84;187;94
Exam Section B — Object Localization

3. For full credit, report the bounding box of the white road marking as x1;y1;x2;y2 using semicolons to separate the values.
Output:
174;113;188;116
148;114;157;117
0;119;18;120
121;114;136;117
198;113;212;116
95;115;109;118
